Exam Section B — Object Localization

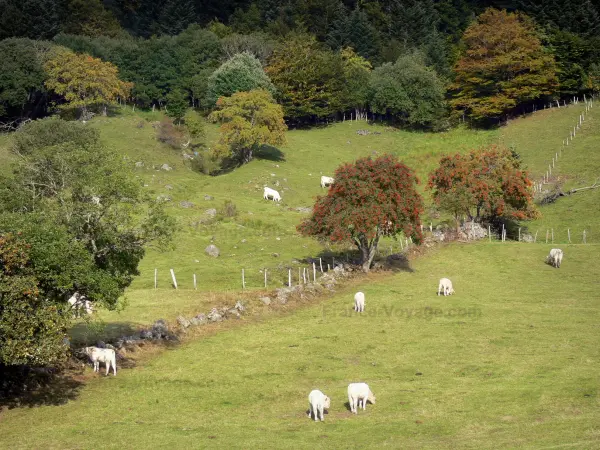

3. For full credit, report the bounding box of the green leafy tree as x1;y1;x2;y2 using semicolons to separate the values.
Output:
0;118;175;296
157;0;197;35
368;53;447;128
339;47;372;118
450;8;558;123
548;29;594;96
206;52;276;107
62;0;123;38
298;155;424;272
266;35;345;123
44;49;132;118
0;38;52;123
208;89;286;164
428;145;538;228
327;5;381;61
166;89;189;124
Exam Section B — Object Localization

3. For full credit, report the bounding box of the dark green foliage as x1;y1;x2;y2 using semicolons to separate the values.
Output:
166;89;189;123
517;0;600;37
0;39;52;122
368;53;447;128
0;0;63;40
326;5;381;61
548;29;595;96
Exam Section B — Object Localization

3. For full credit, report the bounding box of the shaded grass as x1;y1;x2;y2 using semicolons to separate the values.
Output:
1;243;598;449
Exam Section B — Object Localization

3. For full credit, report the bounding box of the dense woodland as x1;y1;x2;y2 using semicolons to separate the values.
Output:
1;0;599;128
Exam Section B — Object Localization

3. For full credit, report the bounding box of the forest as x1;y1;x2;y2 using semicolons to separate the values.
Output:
1;0;599;130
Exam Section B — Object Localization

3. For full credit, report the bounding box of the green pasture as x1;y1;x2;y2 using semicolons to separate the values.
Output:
1;243;598;449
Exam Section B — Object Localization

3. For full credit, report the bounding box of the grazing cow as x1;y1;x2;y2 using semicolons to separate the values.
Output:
263;186;281;202
347;383;375;414
307;390;331;421
437;278;454;296
546;248;564;268
67;293;93;316
83;346;117;376
354;292;365;312
320;176;334;188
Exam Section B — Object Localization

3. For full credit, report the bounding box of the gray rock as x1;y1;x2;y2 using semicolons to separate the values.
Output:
195;313;207;323
140;329;153;340
205;244;220;258
235;301;245;312
189;317;200;326
180;201;195;208
115;340;124;349
461;221;487;241
135;161;144;168
241;239;247;243
207;308;223;322
96;341;106;348
227;308;241;318
165;184;173;190
152;319;169;339
272;253;280;257
161;163;173;171
295;207;312;213
204;194;214;201
177;316;190;328
205;208;217;217
157;194;172;202
259;296;271;305
105;343;115;350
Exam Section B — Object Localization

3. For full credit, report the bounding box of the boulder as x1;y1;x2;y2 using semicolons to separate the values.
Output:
259;296;271;305
96;341;106;348
205;244;220;258
205;208;217;218
177;316;190;328
135;161;144;168
227;308;241;318
461;221;488;241
160;163;173;171
165;184;173;190
204;194;214;201
207;308;223;322
140;329;153;340
235;301;245;312
152;319;169;339
180;201;195;208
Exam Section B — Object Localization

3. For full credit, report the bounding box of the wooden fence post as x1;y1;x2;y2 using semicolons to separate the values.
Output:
488;225;491;242
154;268;157;289
170;269;178;289
546;229;549;244
264;269;267;288
313;263;316;282
193;274;197;290
288;269;291;287
551;229;554;243
518;227;521;242
568;228;571;243
583;230;587;244
534;230;538;243
502;224;505;242
319;257;323;272
298;267;301;284
242;269;245;289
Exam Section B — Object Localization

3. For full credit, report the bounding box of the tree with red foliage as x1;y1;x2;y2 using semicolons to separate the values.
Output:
428;145;538;229
298;155;423;272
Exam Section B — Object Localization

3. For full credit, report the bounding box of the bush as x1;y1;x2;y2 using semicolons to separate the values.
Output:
189;151;221;175
156;118;185;149
218;200;238;218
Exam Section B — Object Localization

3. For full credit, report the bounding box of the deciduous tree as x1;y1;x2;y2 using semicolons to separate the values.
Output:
44;49;132;119
208;89;286;164
450;8;558;123
298;155;423;272
428;145;538;228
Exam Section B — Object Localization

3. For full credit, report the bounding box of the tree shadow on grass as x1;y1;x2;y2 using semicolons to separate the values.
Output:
255;144;285;162
69;321;138;346
0;365;84;410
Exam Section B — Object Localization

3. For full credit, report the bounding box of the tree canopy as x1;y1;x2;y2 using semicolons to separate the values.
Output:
450;8;558;123
208;89;286;164
428;145;538;226
298;155;423;272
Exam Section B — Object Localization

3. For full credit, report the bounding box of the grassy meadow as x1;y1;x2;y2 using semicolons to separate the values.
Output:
0;243;598;449
0;102;599;448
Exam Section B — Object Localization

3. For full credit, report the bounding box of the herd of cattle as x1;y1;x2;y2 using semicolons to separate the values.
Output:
73;219;565;421
263;175;335;202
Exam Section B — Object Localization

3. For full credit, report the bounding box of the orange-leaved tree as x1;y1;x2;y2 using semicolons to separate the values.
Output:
428;145;538;229
298;155;423;272
44;48;132;119
450;8;557;123
208;89;286;164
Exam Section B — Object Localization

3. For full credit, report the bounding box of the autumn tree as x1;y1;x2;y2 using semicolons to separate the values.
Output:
298;155;424;272
208;89;286;164
428;145;538;229
450;8;558;123
44;48;132;119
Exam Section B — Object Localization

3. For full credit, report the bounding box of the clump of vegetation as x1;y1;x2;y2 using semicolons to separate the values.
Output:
218;200;238;218
156;117;186;149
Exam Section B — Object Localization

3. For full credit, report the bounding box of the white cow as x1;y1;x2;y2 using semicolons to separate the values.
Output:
354;291;365;312
546;248;564;268
347;383;375;414
83;346;117;376
67;293;93;316
320;176;334;188
263;186;281;202
307;389;331;421
437;278;455;296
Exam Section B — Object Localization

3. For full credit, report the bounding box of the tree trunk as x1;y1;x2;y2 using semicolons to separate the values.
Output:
358;234;380;272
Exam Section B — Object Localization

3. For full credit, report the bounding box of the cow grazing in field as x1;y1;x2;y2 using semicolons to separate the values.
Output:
437;278;454;296
263;186;281;202
307;390;331;421
320;176;334;188
546;248;564;268
83;346;117;376
347;383;375;414
354;292;365;312
67;293;93;316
